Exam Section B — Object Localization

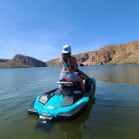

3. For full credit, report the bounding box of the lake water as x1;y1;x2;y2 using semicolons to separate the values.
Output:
0;65;139;139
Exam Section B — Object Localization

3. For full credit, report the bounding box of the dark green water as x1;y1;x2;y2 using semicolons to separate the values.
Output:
0;65;139;139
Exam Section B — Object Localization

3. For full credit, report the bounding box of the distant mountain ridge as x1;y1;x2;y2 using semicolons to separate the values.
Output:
0;54;47;68
0;40;139;68
46;40;139;66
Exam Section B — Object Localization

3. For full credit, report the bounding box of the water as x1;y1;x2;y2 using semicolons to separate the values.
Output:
0;65;139;139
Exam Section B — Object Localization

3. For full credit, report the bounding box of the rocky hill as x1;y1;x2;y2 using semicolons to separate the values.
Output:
46;40;139;66
0;54;47;68
0;40;139;68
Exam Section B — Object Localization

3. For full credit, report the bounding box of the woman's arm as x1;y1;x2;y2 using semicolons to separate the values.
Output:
59;57;62;70
71;56;78;71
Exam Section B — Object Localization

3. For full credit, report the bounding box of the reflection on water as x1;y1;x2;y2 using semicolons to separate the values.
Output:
83;64;139;84
0;65;139;139
58;99;95;139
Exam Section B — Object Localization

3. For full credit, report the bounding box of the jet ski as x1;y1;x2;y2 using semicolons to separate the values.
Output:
28;71;96;121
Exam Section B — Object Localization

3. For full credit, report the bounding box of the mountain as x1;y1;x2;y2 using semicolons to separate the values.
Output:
0;54;47;68
46;40;139;66
0;40;139;68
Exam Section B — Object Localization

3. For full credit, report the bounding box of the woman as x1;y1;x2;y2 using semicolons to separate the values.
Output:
59;45;85;93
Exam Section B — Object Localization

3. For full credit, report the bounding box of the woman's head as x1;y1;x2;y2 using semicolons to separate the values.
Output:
62;44;71;55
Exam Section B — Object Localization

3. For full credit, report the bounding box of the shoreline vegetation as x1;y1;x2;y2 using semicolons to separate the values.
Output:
0;40;139;68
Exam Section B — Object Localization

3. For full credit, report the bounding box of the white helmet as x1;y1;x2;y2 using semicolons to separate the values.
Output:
62;44;71;54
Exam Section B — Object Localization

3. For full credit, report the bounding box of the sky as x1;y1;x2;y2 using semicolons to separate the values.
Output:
0;0;139;61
